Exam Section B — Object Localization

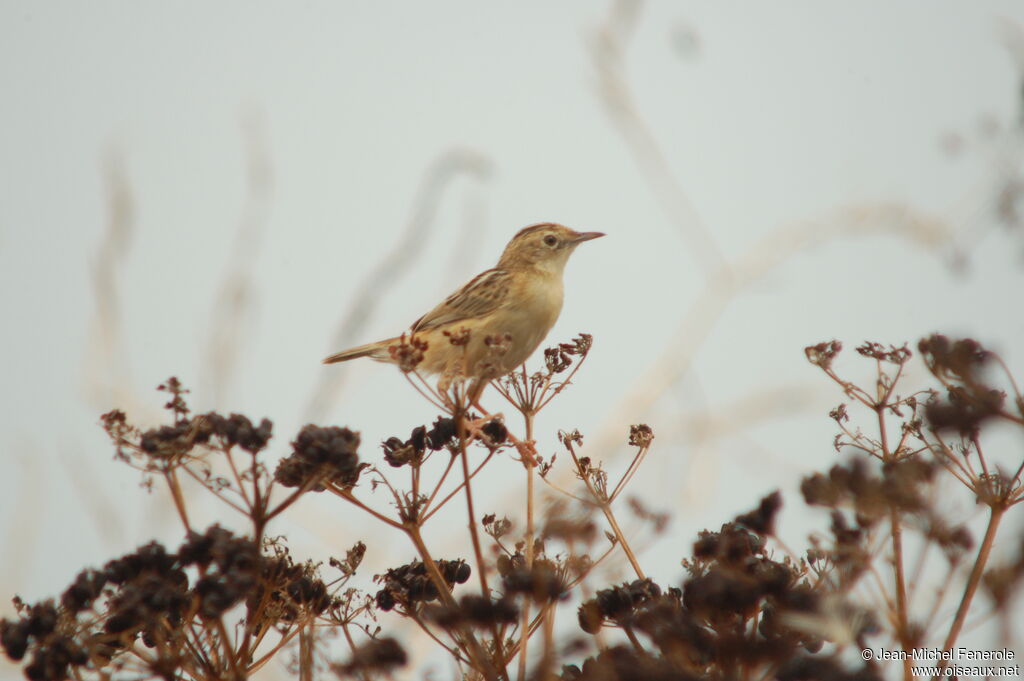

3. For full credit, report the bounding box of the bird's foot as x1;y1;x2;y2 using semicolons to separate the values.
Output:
505;431;538;467
458;412;506;445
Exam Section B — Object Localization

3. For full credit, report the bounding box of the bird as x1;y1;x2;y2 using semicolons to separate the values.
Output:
323;223;603;404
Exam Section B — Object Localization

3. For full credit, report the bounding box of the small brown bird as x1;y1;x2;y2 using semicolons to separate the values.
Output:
323;223;603;400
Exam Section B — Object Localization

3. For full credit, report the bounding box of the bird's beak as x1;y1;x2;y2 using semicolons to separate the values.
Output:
570;231;605;244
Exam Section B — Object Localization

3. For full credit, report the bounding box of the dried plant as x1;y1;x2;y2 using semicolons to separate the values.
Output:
8;5;1024;681
4;332;1020;680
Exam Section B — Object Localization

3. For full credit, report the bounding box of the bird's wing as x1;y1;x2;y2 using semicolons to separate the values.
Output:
411;268;513;332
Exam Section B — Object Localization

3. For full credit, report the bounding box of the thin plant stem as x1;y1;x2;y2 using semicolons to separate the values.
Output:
423;453;459;512
890;511;911;681
609;443;650;503
406;525;498;681
518;410;537;681
878;405;911;681
622;625;644;653
339;623;370;681
163;470;192;533
421;450;496;523
599;499;645;580
298;625;314;681
452;414;511;680
565;440;647;579
935;505;1007;678
331;488;404;530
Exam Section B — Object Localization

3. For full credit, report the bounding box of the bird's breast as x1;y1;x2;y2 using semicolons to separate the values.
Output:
494;274;563;363
416;272;565;378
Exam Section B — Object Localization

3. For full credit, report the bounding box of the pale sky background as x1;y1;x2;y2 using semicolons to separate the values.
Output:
3;1;1024;679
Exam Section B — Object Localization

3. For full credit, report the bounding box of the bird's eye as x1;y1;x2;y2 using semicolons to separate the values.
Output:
543;235;558;247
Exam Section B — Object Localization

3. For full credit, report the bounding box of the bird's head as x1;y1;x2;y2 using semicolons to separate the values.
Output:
497;223;604;274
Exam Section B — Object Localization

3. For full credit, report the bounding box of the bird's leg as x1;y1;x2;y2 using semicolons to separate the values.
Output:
505;431;538;467
445;378;512;449
467;379;496;417
466;379;539;464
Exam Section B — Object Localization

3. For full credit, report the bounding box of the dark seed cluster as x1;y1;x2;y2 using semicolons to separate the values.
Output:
140;412;272;459
479;418;508;444
381;417;459;467
800;458;934;521
577;579;662;634
176;526;260;620
501;559;566;602
13;333;1022;681
561;644;702;681
426;594;519;629
247;553;333;622
568;493;859;678
335;636;407;676
101;383;275;475
918;335;1009;435
374;559;471;612
0;525;335;681
733;490;782;536
274;424;363;491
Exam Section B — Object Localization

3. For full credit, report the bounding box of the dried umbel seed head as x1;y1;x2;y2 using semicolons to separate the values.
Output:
381;437;416;468
800;458;932;522
805;340;843;369
60;570;108;614
544;346;572;374
1;601;92;681
483;514;513;540
330;542;366;578
23;635;88;681
479;418;508;444
502;560;566;603
388;335;428;373
0;618;30;661
692;523;765;566
855;341;911;365
157;377;190;418
628;424;654;448
559;429;584;447
562;645;694;681
918;334;991;382
577;579;663;633
138;422;189;456
734;491;782;537
103;541;180;584
382;418;462;467
374;559;471;611
684;568;762;619
924;385;1004;436
247;556;332;623
177;525;257;572
496;552;526;578
443;327;471;346
275;425;362;491
543;514;597;545
129;406;275;465
204;413;274;454
975;472;1015;507
880;458;935;510
426;417;457;450
566;333;593;355
426;594;519;629
335;637;407;676
541;334;592;375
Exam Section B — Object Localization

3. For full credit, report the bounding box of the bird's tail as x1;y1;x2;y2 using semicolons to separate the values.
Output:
322;338;397;365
